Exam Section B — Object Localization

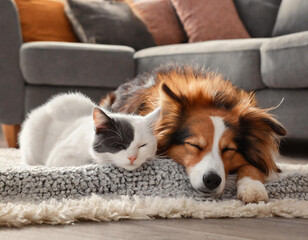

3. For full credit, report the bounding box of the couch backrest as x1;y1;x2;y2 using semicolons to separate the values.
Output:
234;0;282;38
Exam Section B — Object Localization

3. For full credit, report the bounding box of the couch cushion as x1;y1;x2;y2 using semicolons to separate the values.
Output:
255;89;308;140
272;0;308;37
128;0;187;46
0;0;24;124
15;0;78;42
260;31;308;88
25;85;110;114
135;39;266;90
170;0;250;43
234;0;282;38
20;42;135;88
65;0;155;51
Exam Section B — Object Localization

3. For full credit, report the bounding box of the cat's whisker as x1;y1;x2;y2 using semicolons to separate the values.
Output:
112;122;123;141
157;141;172;157
99;129;123;139
94;137;116;146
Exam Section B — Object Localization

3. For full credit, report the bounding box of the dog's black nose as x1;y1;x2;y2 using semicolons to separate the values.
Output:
203;172;222;190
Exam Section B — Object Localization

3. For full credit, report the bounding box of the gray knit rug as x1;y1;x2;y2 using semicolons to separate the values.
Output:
1;149;308;203
1;149;308;226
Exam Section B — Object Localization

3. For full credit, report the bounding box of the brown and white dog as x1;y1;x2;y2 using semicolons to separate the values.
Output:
100;66;286;203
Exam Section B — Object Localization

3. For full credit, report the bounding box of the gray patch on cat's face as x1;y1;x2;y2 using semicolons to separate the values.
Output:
93;118;134;154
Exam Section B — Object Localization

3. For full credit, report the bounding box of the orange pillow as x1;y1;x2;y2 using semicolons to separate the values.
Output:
14;0;78;42
129;0;187;45
170;0;250;42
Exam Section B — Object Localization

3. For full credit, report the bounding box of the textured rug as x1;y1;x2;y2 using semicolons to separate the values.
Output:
0;148;308;227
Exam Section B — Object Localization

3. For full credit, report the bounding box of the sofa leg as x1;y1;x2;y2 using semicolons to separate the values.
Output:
1;124;21;148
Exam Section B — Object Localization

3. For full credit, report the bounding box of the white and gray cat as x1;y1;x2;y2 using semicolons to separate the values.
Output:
19;93;160;170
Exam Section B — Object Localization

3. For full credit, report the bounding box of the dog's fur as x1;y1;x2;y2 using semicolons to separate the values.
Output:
100;66;287;202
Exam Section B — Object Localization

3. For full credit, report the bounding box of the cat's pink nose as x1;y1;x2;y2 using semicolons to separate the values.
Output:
128;156;137;164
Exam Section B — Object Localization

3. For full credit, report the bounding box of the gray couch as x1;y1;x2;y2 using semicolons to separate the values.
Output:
1;0;308;141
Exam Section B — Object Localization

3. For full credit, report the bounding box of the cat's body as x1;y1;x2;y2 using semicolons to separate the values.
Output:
19;93;160;170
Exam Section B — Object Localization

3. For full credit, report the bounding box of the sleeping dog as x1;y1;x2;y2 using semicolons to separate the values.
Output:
100;66;286;203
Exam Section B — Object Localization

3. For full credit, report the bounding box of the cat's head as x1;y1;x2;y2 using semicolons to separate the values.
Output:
90;107;161;171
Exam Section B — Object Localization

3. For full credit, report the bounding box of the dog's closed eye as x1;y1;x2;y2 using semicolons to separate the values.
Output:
184;142;203;151
221;147;237;154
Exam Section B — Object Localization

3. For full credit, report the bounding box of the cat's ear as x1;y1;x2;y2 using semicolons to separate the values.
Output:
93;107;112;132
145;107;161;129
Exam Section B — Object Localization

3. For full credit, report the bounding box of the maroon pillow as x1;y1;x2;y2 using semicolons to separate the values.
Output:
170;0;250;42
129;0;187;45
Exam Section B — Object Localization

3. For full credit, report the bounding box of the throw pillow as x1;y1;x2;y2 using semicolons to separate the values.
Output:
170;0;250;43
14;0;78;42
272;0;308;36
234;0;282;38
65;0;156;50
128;0;187;45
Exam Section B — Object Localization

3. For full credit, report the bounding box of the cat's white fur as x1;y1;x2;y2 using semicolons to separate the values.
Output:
19;93;160;170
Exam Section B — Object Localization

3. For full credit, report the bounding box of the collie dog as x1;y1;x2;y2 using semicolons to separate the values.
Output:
100;66;286;203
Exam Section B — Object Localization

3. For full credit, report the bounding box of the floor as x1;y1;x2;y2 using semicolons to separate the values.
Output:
0;127;307;240
1;218;308;240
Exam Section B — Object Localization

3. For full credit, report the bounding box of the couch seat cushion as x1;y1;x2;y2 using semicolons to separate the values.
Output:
20;42;135;88
261;31;308;88
135;38;266;90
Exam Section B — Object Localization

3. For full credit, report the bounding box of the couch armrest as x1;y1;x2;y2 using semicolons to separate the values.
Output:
261;31;308;88
20;42;135;88
0;0;25;124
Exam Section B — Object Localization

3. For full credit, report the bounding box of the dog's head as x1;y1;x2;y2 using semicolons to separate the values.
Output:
154;70;286;196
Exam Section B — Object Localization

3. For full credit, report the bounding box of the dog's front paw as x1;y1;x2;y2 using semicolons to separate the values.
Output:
237;177;269;203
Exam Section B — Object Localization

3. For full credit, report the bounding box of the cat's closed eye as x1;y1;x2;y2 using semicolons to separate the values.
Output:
115;144;126;150
139;144;147;148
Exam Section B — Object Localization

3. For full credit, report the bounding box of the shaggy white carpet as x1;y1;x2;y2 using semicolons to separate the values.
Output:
0;149;307;227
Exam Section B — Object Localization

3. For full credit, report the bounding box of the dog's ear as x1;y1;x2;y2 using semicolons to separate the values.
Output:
239;109;287;137
161;84;182;103
235;109;286;175
261;117;287;136
159;83;186;115
156;84;186;154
